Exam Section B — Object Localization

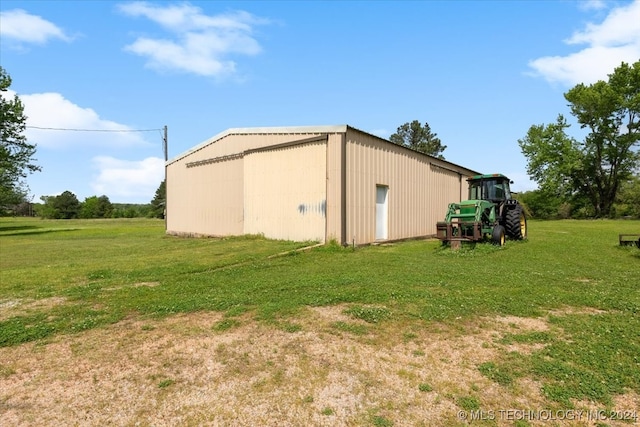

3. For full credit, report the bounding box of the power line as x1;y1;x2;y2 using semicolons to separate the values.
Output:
26;126;162;132
26;124;169;162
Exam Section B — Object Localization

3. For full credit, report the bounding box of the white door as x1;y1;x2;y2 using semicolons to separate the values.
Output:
376;185;388;240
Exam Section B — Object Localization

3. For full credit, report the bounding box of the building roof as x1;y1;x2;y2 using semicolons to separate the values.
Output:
167;125;349;166
167;124;480;176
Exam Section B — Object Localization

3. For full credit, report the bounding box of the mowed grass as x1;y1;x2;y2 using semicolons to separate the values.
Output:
1;217;639;407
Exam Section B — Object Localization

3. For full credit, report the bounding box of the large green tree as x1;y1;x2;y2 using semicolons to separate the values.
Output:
39;191;81;219
614;174;640;218
54;191;80;219
518;115;583;201
0;66;41;209
150;179;165;219
518;61;640;217
80;195;113;218
389;120;447;159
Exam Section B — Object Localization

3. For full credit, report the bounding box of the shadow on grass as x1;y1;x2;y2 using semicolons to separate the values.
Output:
0;227;80;237
0;225;39;232
616;244;640;259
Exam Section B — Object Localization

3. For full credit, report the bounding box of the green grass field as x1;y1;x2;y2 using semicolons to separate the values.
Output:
1;217;639;421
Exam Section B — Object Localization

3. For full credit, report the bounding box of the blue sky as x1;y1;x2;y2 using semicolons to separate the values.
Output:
1;0;639;203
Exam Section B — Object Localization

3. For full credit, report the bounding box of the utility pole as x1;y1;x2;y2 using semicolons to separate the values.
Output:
163;125;168;161
163;125;168;230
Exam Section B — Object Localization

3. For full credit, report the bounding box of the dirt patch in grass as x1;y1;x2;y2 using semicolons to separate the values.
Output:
0;297;68;321
132;281;161;288
309;305;364;324
494;315;550;332
104;281;161;291
547;306;609;316
0;308;635;426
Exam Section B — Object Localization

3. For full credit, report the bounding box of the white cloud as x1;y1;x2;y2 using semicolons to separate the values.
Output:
0;9;72;45
11;91;151;149
91;156;164;200
567;1;640;47
118;1;268;76
578;0;607;12
528;0;640;86
0;89;162;202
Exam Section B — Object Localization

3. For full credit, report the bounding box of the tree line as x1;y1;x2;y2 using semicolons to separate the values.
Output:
517;176;640;220
21;180;166;219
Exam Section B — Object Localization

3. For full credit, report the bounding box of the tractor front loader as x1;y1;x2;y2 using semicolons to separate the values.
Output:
436;174;527;247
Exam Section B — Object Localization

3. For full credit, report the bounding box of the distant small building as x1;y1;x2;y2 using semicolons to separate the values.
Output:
166;125;478;244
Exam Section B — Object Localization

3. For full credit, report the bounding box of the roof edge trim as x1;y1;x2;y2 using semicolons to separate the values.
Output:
166;125;348;165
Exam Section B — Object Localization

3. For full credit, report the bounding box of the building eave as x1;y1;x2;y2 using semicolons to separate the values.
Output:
166;125;348;166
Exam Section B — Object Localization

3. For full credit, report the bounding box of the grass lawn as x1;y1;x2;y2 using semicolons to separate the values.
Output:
1;217;639;426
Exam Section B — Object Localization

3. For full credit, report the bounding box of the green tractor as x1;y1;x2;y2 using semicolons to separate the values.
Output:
436;174;527;246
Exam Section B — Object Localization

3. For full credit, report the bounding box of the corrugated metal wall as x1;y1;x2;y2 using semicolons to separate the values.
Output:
244;141;327;242
324;133;345;244
166;130;335;239
345;129;470;244
166;156;244;236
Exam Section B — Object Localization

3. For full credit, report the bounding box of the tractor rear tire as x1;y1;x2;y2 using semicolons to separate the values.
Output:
492;225;506;246
506;206;527;240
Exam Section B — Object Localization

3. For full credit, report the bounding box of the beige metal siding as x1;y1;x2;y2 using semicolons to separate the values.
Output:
324;133;345;244
244;141;327;242
166;130;337;239
345;129;470;244
425;162;468;225
166;156;243;236
171;132;328;167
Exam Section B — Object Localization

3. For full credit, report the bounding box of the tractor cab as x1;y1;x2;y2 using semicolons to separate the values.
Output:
467;174;513;203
